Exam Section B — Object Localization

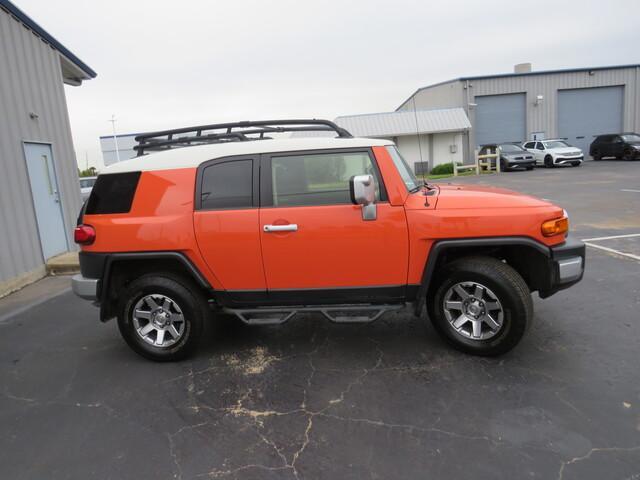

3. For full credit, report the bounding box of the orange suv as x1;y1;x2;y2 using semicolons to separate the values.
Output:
72;119;585;361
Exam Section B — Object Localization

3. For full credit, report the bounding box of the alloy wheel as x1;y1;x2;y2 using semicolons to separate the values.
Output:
442;281;504;341
132;294;185;347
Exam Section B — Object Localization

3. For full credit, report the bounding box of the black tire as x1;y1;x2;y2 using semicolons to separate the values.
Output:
117;274;207;362
622;149;634;161
427;256;533;356
544;155;554;168
526;166;534;171
592;149;601;161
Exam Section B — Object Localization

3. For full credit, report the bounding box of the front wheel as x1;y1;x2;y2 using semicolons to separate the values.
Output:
428;256;533;356
117;274;207;361
544;155;554;168
622;149;635;161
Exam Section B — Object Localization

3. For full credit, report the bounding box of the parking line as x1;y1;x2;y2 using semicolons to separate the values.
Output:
581;233;640;242
583;242;640;262
621;189;640;193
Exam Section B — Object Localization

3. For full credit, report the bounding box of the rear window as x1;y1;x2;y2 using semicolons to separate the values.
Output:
85;172;141;214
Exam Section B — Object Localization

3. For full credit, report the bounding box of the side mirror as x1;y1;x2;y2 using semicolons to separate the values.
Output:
349;174;377;221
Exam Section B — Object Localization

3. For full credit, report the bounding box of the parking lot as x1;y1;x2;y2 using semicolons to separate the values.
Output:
1;159;639;479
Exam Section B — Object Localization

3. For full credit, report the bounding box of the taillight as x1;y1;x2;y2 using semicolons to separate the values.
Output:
74;224;96;245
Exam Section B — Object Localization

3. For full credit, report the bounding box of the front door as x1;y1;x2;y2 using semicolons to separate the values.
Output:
23;142;68;260
259;148;409;304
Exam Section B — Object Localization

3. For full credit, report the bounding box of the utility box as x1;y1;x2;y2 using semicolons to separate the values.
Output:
414;161;429;176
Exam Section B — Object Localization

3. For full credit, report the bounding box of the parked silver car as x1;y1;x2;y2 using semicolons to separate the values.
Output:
79;176;97;201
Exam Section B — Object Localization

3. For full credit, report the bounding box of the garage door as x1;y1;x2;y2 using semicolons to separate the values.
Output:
475;93;526;146
558;86;623;157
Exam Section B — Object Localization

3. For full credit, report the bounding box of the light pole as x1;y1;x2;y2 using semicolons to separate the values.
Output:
109;114;121;163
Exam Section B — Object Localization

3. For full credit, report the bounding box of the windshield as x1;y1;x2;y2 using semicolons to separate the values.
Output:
385;145;419;191
544;141;570;149
621;134;640;143
499;144;524;153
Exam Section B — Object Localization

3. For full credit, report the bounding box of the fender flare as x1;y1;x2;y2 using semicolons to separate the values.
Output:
413;236;551;316
97;251;212;321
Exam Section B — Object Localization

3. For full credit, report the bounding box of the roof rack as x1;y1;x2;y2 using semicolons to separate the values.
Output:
133;119;352;156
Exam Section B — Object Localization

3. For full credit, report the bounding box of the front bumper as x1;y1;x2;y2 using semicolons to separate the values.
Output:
540;235;585;297
71;274;99;300
554;155;583;165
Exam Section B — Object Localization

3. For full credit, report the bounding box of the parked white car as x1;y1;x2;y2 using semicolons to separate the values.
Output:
79;176;97;201
522;140;583;168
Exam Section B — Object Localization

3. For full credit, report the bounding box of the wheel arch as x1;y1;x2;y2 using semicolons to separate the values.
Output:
414;237;552;316
99;252;212;321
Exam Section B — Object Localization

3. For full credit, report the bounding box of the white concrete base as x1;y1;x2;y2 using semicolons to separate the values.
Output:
0;265;47;299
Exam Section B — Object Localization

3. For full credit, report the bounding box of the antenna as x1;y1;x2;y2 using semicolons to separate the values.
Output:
412;97;426;183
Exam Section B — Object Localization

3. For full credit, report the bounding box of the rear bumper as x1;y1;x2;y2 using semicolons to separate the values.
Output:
71;274;100;300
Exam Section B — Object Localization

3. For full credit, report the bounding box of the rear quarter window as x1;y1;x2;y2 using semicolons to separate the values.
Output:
85;172;141;214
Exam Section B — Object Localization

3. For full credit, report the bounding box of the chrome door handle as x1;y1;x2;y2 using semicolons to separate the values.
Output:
264;224;298;232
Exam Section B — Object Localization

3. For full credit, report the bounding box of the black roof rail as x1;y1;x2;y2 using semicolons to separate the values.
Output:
133;119;352;156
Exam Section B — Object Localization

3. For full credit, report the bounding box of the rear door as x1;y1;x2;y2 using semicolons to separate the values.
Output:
258;148;409;304
193;156;267;298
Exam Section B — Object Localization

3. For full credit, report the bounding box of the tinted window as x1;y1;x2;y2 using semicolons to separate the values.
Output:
535;142;544;150
523;142;535;149
201;160;253;209
271;152;380;207
86;172;141;214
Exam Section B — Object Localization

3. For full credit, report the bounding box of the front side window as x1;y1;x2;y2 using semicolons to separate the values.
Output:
200;160;253;209
535;142;545;150
523;142;535;149
270;151;380;207
385;145;419;191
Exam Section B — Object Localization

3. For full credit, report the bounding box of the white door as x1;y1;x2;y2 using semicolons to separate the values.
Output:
24;143;68;259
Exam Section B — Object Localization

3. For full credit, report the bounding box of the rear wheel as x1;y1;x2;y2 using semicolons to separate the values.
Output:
592;149;601;161
428;256;533;356
544;155;554;168
622;149;635;161
117;274;207;361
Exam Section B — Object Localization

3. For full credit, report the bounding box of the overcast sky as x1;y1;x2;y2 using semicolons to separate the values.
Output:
16;0;640;169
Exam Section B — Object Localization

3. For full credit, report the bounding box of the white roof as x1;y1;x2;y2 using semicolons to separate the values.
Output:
292;108;471;138
103;137;394;173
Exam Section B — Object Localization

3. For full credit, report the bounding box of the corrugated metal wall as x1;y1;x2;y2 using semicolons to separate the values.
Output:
467;68;640;149
405;67;640;161
0;9;81;284
397;81;464;112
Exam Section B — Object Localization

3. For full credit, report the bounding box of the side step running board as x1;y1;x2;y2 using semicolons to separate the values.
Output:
223;304;405;326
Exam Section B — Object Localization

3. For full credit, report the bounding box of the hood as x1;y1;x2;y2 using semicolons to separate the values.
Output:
435;184;556;209
548;146;581;154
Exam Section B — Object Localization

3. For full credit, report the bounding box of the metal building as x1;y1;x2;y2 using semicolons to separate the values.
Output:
0;0;96;296
99;133;139;167
292;108;471;172
397;63;640;161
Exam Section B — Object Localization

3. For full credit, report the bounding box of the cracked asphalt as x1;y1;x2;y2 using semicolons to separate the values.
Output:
1;159;639;479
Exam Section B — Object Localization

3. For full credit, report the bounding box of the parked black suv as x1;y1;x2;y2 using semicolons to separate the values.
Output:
590;133;640;161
